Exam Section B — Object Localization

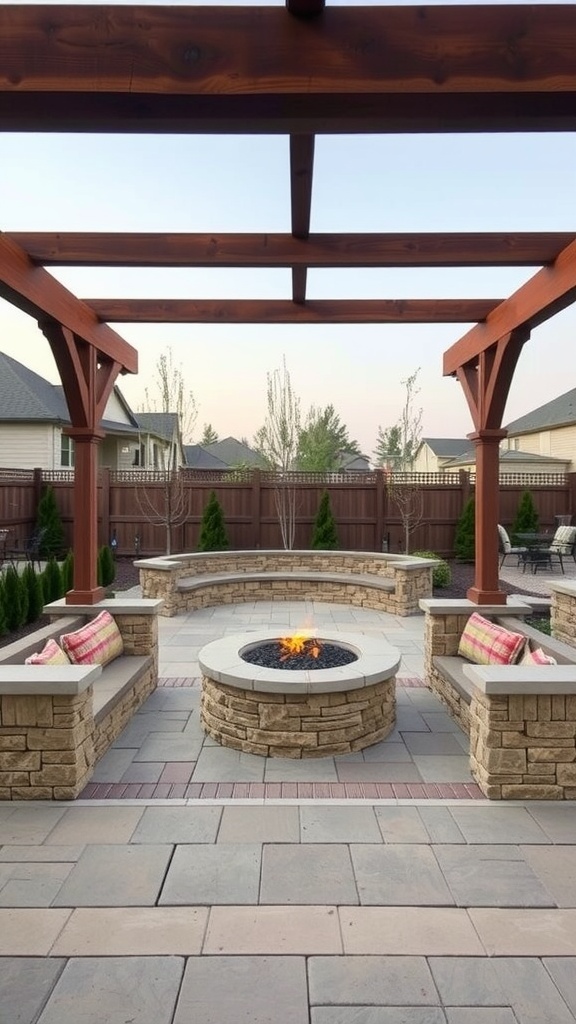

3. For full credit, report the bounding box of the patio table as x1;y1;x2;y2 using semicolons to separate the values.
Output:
516;532;555;573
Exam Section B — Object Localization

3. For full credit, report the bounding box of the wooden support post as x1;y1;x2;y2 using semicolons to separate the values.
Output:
467;429;507;605
65;428;104;605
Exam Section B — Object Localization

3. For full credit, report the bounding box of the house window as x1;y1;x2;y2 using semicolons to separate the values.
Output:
61;434;75;467
514;438;520;450
133;444;146;467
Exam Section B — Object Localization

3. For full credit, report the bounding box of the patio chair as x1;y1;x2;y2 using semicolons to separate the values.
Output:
497;524;527;568
8;527;47;571
541;525;576;575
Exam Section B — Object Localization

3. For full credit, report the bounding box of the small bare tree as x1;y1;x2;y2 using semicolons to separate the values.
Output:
381;368;424;554
254;356;301;549
136;348;198;554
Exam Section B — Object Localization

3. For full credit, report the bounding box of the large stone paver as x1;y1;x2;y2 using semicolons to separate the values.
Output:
546;958;576;1015
311;1011;447;1024
0;862;73;907
299;806;382;843
133;731;204;762
52;845;172;907
433;845;556;907
36;956;184;1024
51;907;208;956
374;806;432;844
218;805;300;843
0;910;71;955
527;806;576;844
0;958;65;1024
159;844;261;905
173;956;309;1024
45;806;144;846
340;906;483;955
260;844;358;905
450;806;551;845
191;746;265;783
308;956;438;1006
522;846;576;907
0;808;66;846
204;906;342;954
468;908;576;956
351;845;454;906
130;805;222;844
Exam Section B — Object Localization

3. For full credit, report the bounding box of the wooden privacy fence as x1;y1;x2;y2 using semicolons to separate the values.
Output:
0;467;575;558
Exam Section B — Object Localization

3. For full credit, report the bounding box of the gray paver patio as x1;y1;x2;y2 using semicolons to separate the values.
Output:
173;956;309;1024
52;844;172;907
159;843;261;904
260;843;359;904
351;844;454;905
433;844;556;907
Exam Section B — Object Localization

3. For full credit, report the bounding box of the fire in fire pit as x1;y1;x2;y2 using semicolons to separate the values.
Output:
241;631;357;671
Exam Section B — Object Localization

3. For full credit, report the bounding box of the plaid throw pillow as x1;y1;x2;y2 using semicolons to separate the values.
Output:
25;638;71;666
458;612;525;666
520;645;557;666
61;610;124;666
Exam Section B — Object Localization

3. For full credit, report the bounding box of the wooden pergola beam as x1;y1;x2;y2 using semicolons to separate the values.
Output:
83;298;500;324
0;233;138;372
444;238;576;375
10;232;573;269
290;134;315;303
2;5;576;134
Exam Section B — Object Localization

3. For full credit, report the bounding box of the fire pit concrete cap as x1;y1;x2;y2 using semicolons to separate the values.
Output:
198;629;401;694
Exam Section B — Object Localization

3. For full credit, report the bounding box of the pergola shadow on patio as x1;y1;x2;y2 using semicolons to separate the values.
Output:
1;2;576;604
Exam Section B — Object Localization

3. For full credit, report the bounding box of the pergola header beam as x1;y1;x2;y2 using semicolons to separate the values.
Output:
2;5;576;133
0;233;138;373
9;232;573;269
443;238;576;375
83;298;501;324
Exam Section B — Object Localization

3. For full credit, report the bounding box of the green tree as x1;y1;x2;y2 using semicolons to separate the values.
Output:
22;562;44;623
36;486;65;559
3;566;24;631
0;578;7;635
97;545;116;588
201;423;219;445
296;404;361;472
41;558;64;604
373;423;404;468
454;497;476;562
61;550;74;594
511;490;539;542
373;369;423;470
198;491;229;551
311;490;339;549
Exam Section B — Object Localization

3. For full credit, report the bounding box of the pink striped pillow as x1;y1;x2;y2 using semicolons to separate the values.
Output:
60;610;123;666
458;612;525;666
521;645;557;666
25;638;71;666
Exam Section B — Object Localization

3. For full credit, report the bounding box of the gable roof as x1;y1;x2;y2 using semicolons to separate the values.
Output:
135;412;180;442
184;444;229;470
445;448;569;468
0;351;69;421
421;437;471;458
205;436;268;468
505;388;576;435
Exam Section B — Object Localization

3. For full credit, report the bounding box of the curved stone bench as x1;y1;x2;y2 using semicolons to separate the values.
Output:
137;549;437;618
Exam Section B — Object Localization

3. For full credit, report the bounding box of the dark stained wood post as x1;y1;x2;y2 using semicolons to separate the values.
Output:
467;429;506;605
65;427;105;604
251;468;261;549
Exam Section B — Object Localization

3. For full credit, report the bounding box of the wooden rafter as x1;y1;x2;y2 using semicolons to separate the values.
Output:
444;238;576;376
0;233;138;373
2;6;576;134
11;232;573;269
82;298;500;324
290;135;315;303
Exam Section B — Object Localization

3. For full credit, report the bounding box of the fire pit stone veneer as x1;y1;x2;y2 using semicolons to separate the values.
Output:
199;630;400;758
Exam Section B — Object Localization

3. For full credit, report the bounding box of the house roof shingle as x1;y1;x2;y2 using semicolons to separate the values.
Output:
184;444;230;470
135;412;179;442
505;388;576;435
421;437;471;458
205;436;268;468
0;352;69;421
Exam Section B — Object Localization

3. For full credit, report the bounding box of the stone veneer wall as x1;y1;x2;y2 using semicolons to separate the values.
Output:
138;550;434;618
201;676;396;758
423;608;475;733
551;581;576;648
0;602;161;800
469;689;576;800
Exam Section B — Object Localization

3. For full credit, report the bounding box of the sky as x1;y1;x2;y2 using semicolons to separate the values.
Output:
1;0;576;457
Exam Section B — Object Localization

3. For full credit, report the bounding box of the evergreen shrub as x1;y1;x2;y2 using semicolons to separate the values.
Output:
22;563;44;623
198;491;229;551
412;550;452;588
42;558;64;604
511;490;540;543
36;486;65;558
3;565;24;631
311;490;339;549
454;498;475;562
98;545;116;589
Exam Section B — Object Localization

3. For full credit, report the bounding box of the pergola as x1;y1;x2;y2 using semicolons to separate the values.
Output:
1;2;576;605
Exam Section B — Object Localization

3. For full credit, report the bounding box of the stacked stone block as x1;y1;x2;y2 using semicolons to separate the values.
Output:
551;585;576;648
201;676;396;758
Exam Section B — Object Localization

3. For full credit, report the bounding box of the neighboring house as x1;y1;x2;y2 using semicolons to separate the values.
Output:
185;437;267;470
0;351;181;472
442;448;570;476
335;451;372;472
133;412;186;470
412;438;471;473
504;388;576;472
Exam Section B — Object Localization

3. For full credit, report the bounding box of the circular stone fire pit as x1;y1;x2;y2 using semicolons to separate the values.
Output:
199;629;400;758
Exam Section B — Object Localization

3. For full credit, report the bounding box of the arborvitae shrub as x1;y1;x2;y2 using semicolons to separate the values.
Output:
311;490;339;549
412;550;452;588
61;550;74;594
36;486;65;558
22;562;44;623
454;497;475;562
98;545;116;589
511;490;540;543
0;578;7;635
42;558;64;604
3;565;24;630
198;491;229;551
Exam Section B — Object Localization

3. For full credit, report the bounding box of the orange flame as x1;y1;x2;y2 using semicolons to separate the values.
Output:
279;631;322;661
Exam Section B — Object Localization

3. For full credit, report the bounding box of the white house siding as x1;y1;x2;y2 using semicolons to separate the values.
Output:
104;390;134;425
0;423;56;469
412;445;438;472
512;425;576;471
